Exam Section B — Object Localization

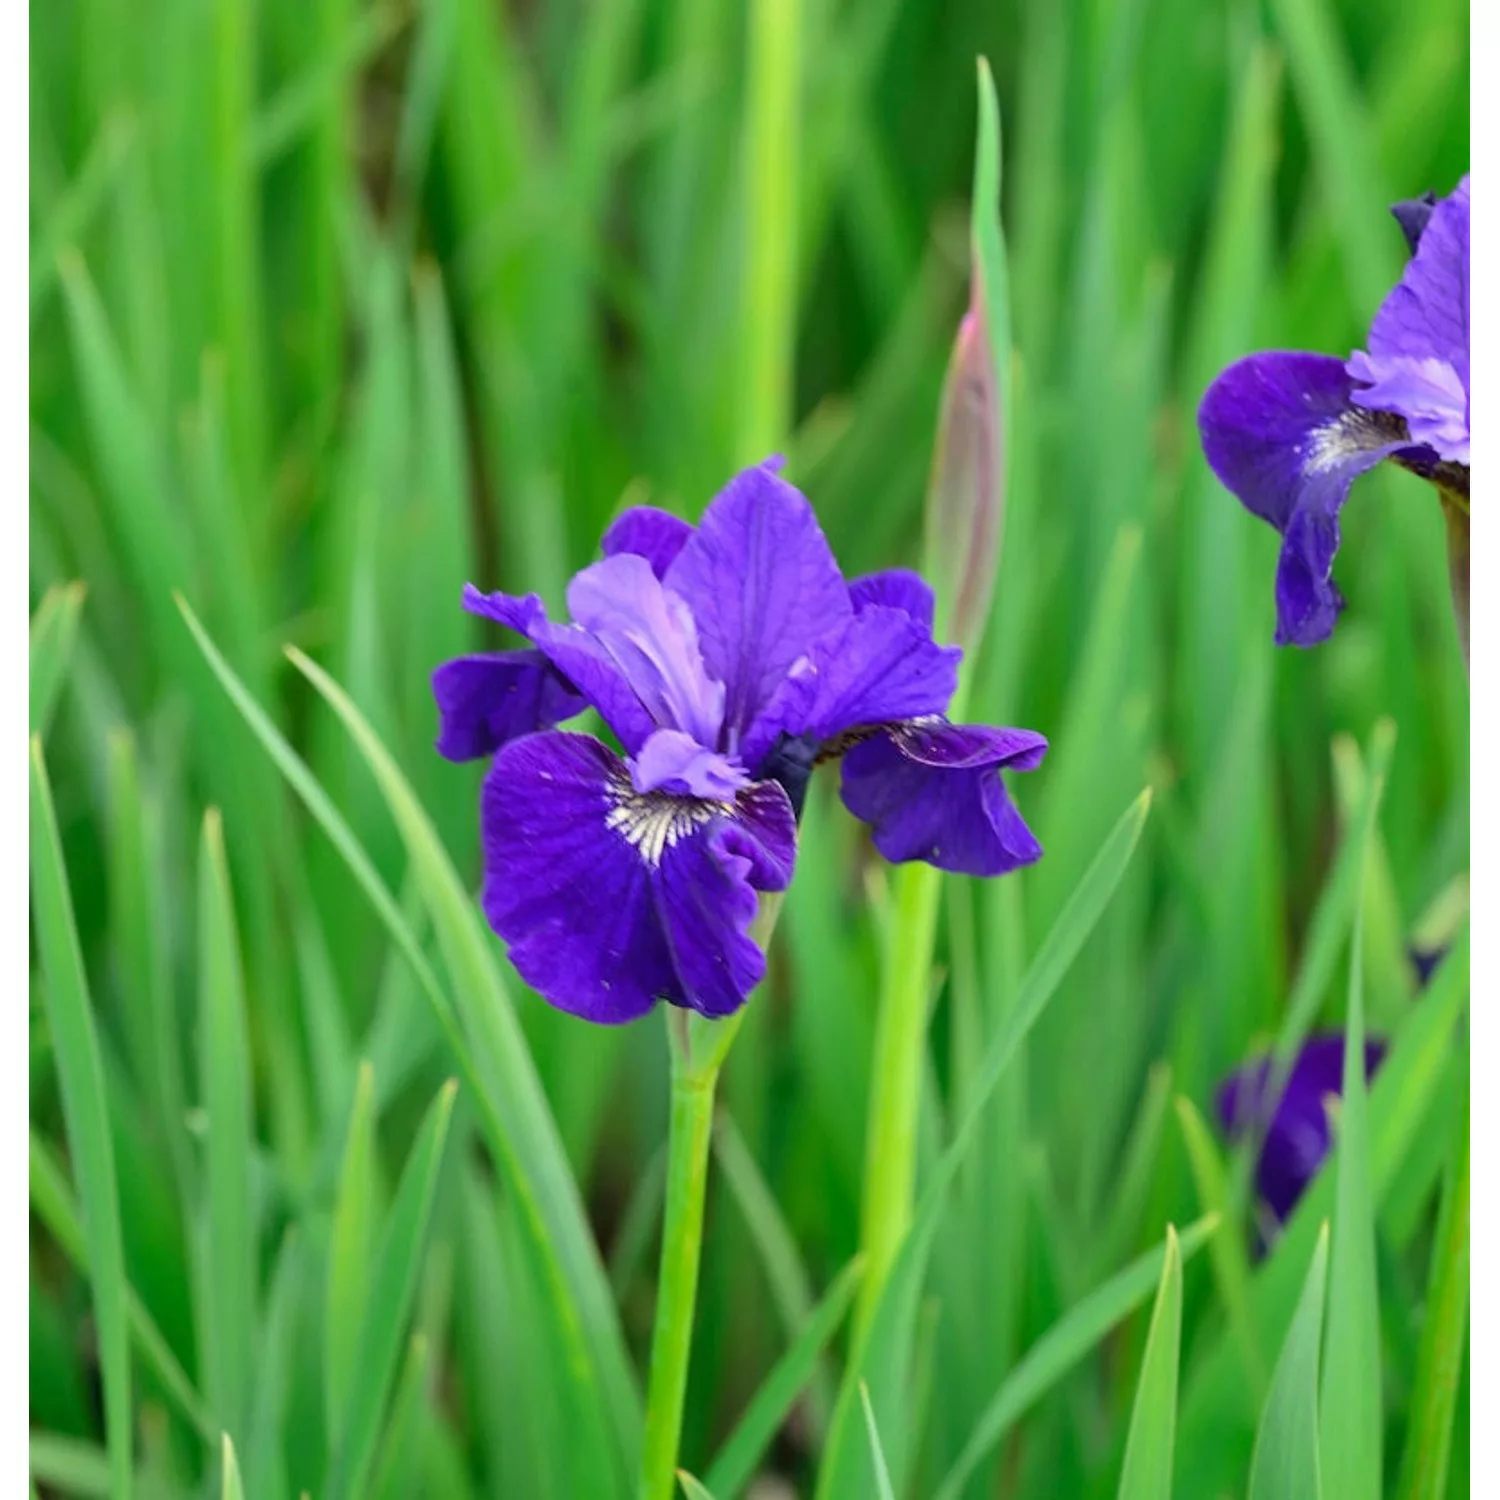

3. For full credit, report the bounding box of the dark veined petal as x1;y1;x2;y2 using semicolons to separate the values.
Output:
654;780;796;1018
1197;352;1411;646
839;721;1045;876
482;731;675;1023
1350;174;1468;463
1217;1035;1385;1224
848;569;936;631
463;583;657;752
481;730;795;1023
740;605;961;771
666;457;853;752
432;651;586;762
601;505;695;579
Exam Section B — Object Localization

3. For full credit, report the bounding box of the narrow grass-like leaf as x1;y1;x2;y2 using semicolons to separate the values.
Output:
198;808;257;1439
1318;770;1383;1500
858;1382;897;1500
324;1079;456;1500
1116;1225;1183;1500
221;1433;245;1500
28;1128;215;1442
246;1229;305;1500
1249;1222;1330;1500
677;1473;718;1500
326;1061;380;1440
702;1254;866;1500
1394;1067;1469;1500
29;580;87;737
30;738;133;1499
936;1216;1216;1500
373;1334;432;1500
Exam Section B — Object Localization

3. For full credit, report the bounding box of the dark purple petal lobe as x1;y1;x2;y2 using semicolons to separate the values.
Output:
481;732;672;1023
849;569;936;631
432;651;586;762
463;583;657;752
666;458;853;751
602;505;696;580
840;722;1044;876
1197;352;1409;645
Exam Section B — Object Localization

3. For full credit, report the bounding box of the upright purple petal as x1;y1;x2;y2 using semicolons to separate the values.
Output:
849;569;936;631
1198;352;1410;645
566;554;726;747
740;606;960;769
654;781;796;1018
840;721;1045;876
1349;175;1469;462
602;505;696;579
432;651;586;762
463;584;657;752
666;458;853;752
481;732;674;1023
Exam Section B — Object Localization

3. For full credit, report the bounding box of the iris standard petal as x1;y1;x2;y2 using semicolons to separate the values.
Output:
740;605;961;770
840;721;1045;876
432;651;586;762
1197;352;1410;646
1350;175;1468;462
848;569;937;631
566;554;726;747
463;583;657;752
654;780;796;1018
601;505;696;579
481;731;675;1023
666;457;853;751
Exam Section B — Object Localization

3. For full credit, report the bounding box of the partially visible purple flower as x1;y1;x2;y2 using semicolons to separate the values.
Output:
1216;1034;1385;1227
433;458;1047;1024
1198;174;1469;647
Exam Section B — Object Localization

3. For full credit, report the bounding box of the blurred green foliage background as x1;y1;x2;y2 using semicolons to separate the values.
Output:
30;0;1469;1496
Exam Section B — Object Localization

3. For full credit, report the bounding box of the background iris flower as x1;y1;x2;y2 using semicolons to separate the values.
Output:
434;458;1046;1023
1197;175;1469;649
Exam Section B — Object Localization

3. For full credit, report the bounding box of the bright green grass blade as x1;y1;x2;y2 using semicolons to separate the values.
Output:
30;738;133;1500
26;1434;163;1500
609;1143;667;1302
30;580;87;737
738;0;799;463
935;1216;1217;1500
1096;1061;1173;1273
1175;1096;1265;1393
702;1254;866;1500
286;643;640;1482
324;1079;456;1500
1394;1067;1469;1500
858;1382;897;1500
221;1433;245;1500
373;1334;431;1500
326;1061;380;1442
29;1127;215;1442
677;1473;718;1500
1116;1225;1183;1500
1318;771;1383;1500
197;808;258;1439
818;790;1152;1500
246;1228;305;1500
1249;1222;1330;1500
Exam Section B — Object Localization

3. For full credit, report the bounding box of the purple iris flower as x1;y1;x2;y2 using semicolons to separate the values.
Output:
1197;174;1469;646
432;458;1047;1024
1216;1034;1385;1227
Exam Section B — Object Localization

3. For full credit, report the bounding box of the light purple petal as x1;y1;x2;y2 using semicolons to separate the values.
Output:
839;722;1045;877
566;554;725;747
654;781;796;1018
601;505;696;579
432;651;586;762
1197;352;1409;646
481;732;672;1023
849;569;936;632
666;458;853;753
739;606;961;769
463;583;656;752
631;729;749;799
1350;175;1468;462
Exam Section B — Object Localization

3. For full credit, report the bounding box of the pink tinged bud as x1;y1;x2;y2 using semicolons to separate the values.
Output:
925;303;1003;656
